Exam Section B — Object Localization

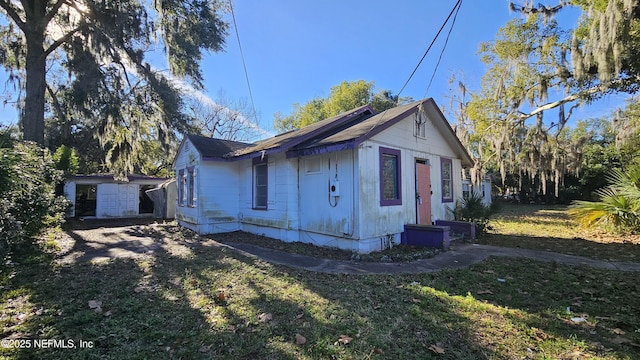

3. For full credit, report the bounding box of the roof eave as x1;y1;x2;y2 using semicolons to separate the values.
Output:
285;141;357;158
230;104;374;159
351;105;421;146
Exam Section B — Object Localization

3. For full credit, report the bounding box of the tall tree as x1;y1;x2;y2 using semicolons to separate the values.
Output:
0;0;228;152
460;14;584;196
274;80;411;132
614;97;640;167
511;0;640;93
454;0;640;196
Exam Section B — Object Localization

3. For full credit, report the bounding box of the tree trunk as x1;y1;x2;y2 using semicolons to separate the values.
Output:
23;31;46;145
554;169;560;198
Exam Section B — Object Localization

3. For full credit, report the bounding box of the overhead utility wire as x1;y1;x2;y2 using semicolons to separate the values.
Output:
424;0;463;97
360;0;463;141
397;0;463;98
229;0;259;125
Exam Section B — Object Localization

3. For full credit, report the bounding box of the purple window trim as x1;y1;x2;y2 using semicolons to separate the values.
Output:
252;155;268;210
187;166;196;208
379;146;402;206
177;169;185;207
440;157;453;203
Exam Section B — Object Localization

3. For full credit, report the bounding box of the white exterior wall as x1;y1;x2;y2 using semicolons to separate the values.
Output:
174;138;199;230
297;150;362;251
64;179;165;218
462;178;492;206
356;111;463;251
238;153;300;242
174;138;242;233
63;181;76;217
173;108;467;254
196;161;242;233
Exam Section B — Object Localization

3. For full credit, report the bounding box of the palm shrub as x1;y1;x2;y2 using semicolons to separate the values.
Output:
0;130;69;260
569;167;640;233
449;192;500;235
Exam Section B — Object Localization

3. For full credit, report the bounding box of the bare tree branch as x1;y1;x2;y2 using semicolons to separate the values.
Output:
515;82;612;122
46;82;70;141
0;0;26;31
42;0;67;27
43;24;84;59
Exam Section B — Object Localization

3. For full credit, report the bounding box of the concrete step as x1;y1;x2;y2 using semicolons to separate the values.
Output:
449;233;466;244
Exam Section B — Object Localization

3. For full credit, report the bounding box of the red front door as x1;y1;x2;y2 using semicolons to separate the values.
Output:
416;162;432;224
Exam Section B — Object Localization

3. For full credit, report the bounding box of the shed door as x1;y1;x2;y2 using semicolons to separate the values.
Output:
416;162;432;224
119;184;139;216
97;183;119;218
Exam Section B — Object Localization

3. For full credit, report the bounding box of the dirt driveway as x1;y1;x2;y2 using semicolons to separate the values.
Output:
56;219;210;265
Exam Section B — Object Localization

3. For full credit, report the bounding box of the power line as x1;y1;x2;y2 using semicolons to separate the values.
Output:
424;0;463;97
397;0;463;98
229;0;259;125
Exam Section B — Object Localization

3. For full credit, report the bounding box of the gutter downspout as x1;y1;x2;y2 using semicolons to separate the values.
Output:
349;148;356;237
297;157;301;241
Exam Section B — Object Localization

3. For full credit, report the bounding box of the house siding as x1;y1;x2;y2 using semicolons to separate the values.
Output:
298;150;361;250
357;110;463;245
197;161;242;233
238;153;300;242
174;139;200;228
64;178;165;218
173;99;470;254
175;139;242;233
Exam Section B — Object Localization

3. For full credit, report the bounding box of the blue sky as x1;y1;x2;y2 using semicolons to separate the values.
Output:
0;0;631;135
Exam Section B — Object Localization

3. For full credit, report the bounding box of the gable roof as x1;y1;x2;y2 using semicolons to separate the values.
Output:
287;98;473;167
176;99;472;167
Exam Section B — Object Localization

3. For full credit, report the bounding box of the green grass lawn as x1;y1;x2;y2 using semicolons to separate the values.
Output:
1;206;639;359
479;204;640;262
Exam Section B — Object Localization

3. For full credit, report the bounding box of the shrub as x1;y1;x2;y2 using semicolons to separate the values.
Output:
53;144;80;175
0;132;69;260
569;167;640;233
449;193;500;235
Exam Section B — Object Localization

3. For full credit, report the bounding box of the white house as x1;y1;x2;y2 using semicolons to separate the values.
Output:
173;98;473;253
462;174;492;206
64;174;168;218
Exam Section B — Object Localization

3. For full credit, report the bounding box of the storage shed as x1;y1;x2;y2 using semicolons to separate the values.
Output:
63;174;168;218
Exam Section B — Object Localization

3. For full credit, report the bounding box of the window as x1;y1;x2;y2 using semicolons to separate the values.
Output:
441;157;453;202
253;156;268;209
462;182;470;199
187;167;196;207
305;157;321;174
178;169;186;206
414;112;426;138
379;147;402;206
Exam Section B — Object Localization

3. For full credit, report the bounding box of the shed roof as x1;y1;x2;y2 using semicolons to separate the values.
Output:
66;173;168;183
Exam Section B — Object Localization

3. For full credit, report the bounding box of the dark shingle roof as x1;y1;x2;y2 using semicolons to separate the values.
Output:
230;104;374;157
180;99;472;167
288;98;473;167
186;134;253;159
296;101;419;148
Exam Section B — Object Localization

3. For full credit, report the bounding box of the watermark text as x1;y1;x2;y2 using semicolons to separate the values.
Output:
1;339;94;349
